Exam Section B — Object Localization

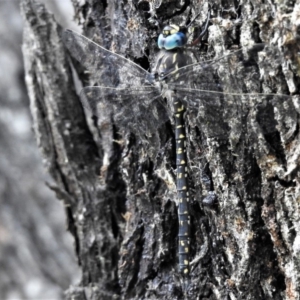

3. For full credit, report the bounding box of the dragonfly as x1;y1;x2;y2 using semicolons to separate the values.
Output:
62;15;295;284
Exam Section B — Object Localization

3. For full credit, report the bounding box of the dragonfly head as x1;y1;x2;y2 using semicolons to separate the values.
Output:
158;25;188;50
157;5;211;49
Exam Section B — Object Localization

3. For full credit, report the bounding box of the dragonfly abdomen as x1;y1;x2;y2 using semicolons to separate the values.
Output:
174;99;190;276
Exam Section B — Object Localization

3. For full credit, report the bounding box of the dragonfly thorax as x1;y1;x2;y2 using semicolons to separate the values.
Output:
153;48;192;82
158;24;188;50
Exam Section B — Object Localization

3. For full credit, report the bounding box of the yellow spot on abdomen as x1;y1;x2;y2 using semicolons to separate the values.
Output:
172;53;178;63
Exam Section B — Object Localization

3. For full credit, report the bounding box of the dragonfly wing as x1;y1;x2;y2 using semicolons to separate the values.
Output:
80;86;169;136
62;29;153;88
174;86;296;144
166;44;266;84
166;45;295;141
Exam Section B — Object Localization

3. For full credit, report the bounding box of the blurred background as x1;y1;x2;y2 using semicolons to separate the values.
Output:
0;0;81;299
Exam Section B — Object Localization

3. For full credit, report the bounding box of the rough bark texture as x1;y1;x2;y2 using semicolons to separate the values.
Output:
21;0;300;299
0;1;79;299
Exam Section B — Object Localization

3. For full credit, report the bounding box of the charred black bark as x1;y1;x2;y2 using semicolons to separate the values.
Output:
22;0;300;299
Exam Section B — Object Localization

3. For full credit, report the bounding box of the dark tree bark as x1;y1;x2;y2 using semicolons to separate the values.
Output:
21;0;300;299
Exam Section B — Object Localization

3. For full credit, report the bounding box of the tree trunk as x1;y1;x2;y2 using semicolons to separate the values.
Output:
21;0;300;299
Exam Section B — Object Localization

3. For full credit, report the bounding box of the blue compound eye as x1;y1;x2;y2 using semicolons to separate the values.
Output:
165;32;186;49
157;33;165;49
